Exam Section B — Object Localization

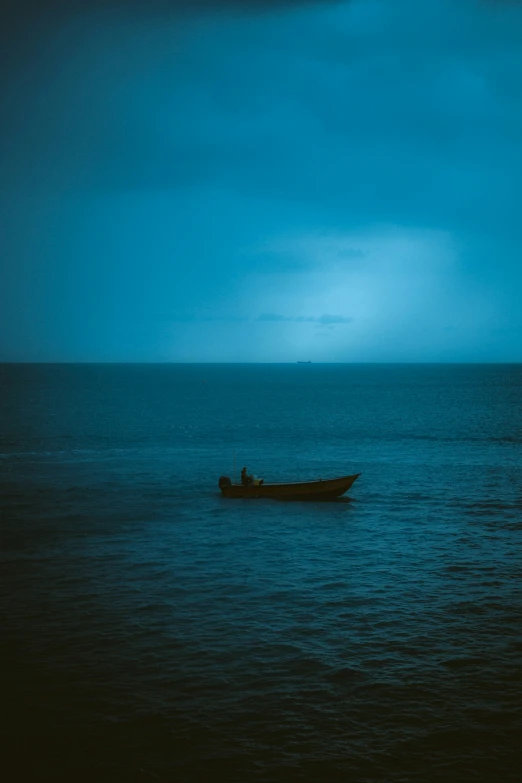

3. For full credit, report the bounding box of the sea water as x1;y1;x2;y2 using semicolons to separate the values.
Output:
1;363;521;781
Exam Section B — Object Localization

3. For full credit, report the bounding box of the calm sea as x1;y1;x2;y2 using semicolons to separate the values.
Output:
1;363;521;782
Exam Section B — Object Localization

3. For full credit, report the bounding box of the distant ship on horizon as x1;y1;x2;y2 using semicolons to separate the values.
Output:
297;360;312;364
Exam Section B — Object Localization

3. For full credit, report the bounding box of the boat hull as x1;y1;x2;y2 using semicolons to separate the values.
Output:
220;474;360;500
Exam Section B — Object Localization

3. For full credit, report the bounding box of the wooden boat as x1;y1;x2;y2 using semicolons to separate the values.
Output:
218;473;360;500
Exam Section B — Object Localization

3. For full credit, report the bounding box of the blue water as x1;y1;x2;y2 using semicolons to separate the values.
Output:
1;363;521;782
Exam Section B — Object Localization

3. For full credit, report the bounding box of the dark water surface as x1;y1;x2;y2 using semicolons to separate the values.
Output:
1;363;521;782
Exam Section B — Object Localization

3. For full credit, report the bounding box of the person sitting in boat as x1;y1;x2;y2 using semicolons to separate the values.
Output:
241;466;253;486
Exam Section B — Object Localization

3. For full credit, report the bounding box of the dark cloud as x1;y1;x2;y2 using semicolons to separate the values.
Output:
170;313;353;323
316;315;353;325
2;0;337;9
1;0;340;27
258;313;314;322
3;0;522;234
257;314;352;324
170;314;248;322
0;0;341;79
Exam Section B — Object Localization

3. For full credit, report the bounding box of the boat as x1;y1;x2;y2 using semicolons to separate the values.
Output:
218;473;360;500
297;361;312;364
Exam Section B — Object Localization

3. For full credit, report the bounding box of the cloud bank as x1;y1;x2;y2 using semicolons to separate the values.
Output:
257;313;353;324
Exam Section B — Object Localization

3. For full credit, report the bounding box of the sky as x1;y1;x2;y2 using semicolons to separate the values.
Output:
1;0;521;362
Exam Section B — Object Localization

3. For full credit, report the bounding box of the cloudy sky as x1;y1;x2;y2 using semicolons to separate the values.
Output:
1;0;521;362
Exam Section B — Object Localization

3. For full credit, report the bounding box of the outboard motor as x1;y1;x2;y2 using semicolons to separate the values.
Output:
218;476;232;490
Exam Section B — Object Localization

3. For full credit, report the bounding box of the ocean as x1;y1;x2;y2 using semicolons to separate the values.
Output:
1;363;521;782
